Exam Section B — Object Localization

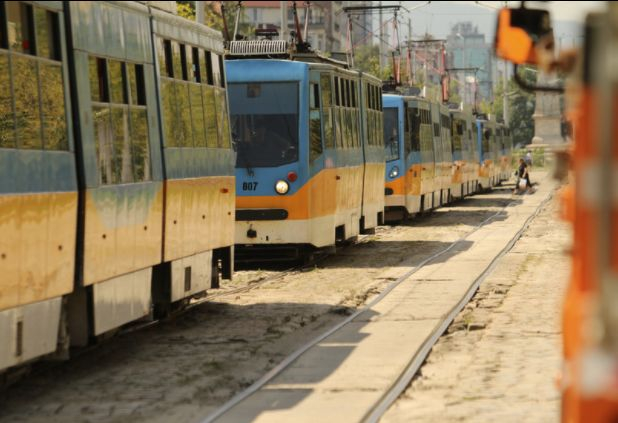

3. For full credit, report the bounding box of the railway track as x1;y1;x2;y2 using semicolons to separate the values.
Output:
199;183;553;423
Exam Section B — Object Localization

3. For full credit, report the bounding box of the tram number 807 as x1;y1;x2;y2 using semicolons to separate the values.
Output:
242;182;258;191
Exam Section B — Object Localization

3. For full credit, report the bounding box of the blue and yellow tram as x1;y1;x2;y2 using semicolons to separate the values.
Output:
496;122;513;182
475;116;498;189
450;107;478;197
227;54;384;260
383;94;435;219
0;1;234;372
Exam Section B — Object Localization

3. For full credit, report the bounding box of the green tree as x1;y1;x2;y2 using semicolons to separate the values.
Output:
507;69;536;146
176;1;195;20
353;44;393;80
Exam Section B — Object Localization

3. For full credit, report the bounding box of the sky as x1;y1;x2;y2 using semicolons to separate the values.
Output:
375;1;606;45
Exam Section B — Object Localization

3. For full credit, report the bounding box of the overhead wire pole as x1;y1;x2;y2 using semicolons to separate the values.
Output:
280;1;288;41
340;4;403;75
196;1;204;24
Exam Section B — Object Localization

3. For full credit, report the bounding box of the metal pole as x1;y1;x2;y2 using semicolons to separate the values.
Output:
196;1;204;24
379;1;384;69
503;59;509;125
303;1;310;43
280;1;288;41
233;2;242;42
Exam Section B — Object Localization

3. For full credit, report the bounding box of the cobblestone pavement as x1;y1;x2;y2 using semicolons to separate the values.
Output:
382;187;570;423
0;174;560;423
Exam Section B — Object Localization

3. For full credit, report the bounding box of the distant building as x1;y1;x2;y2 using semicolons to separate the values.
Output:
446;22;496;104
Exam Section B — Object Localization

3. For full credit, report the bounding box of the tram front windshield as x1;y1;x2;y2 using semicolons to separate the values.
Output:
229;82;299;168
383;107;399;161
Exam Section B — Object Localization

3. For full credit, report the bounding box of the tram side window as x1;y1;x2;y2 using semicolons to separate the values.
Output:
409;108;420;153
190;47;201;83
211;52;221;87
319;74;334;149
89;56;151;185
1;5;67;151
162;39;173;77
334;77;340;106
34;8;60;60
7;2;35;55
433;122;440;137
309;82;323;161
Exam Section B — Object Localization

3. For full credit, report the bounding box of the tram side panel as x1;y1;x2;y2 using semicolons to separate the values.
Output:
440;105;455;202
0;1;78;371
151;9;235;304
359;78;385;231
66;1;165;344
330;71;364;240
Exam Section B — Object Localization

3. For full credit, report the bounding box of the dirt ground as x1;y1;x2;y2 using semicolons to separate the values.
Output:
0;173;561;423
382;183;570;423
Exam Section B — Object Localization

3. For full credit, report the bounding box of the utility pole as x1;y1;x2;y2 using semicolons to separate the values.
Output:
379;1;384;69
503;59;509;125
280;1;288;41
196;0;204;24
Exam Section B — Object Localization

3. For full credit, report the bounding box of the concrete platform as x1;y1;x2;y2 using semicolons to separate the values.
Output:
209;177;556;423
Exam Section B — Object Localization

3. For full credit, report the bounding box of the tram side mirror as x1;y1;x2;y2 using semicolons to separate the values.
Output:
495;7;553;65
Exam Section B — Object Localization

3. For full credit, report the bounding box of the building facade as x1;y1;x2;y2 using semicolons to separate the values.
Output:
446;22;496;104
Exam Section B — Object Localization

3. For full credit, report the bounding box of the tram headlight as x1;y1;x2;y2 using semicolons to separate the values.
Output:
389;166;400;179
275;180;289;195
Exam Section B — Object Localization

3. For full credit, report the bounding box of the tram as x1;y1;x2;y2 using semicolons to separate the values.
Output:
0;1;234;372
227;41;385;261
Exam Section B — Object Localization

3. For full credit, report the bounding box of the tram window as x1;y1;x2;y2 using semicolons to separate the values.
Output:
379;88;383;110
351;81;356;107
34;8;59;60
320;74;331;107
93;104;113;184
13;55;41;149
433;122;440;137
161;79;177;146
7;2;35;55
203;86;218;148
334;77;340;106
130;107;150;181
89;57;107;102
108;60;127;104
191;47;200;83
218;55;225;87
128;64;146;106
172;42;182;81
383;107;398;160
111;107;133;183
0;53;15;148
179;43;188;81
310;83;320;108
228;81;299;166
40;62;67;150
0;5;5;49
309;84;323;162
204;50;214;85
162;39;173;78
319;74;334;149
190;84;206;147
176;83;193;146
410;108;420;153
215;89;231;148
211;52;221;87
346;80;351;108
340;78;345;107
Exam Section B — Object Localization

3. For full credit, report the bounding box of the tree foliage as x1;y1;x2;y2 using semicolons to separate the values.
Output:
478;70;536;147
353;44;392;80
